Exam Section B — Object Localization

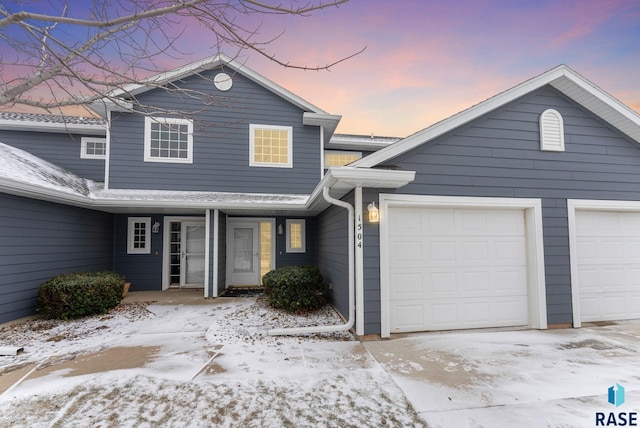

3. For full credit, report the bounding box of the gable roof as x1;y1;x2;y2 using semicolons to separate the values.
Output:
90;52;341;140
354;64;640;168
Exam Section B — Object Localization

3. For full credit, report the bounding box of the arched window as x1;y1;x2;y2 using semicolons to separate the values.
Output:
540;109;564;152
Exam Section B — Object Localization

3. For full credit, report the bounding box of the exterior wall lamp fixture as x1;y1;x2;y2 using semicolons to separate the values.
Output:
277;224;284;235
367;202;380;224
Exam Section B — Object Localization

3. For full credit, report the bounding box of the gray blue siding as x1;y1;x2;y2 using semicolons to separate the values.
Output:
316;194;352;320
0;130;105;181
0;193;113;323
113;214;164;291
369;85;640;326
274;216;316;268
108;67;321;193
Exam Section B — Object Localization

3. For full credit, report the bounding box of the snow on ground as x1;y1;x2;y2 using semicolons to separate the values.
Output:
0;298;425;427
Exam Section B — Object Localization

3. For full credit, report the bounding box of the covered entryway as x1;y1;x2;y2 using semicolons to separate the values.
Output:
379;195;547;337
570;201;640;326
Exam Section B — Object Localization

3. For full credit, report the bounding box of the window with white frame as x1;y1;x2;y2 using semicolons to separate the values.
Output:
286;219;306;253
324;150;362;167
540;109;565;152
127;217;151;254
80;137;107;159
144;117;193;163
249;124;293;168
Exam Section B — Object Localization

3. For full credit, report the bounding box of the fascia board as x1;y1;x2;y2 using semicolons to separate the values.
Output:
353;65;569;168
0;119;106;136
305;167;416;212
0;178;92;207
353;64;640;168
303;113;342;141
106;53;328;115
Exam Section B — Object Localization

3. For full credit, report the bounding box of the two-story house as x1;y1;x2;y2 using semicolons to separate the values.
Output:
2;54;640;339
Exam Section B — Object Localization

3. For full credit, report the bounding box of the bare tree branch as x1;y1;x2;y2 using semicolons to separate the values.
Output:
0;0;362;116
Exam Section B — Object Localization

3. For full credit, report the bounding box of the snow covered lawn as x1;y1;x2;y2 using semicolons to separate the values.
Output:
0;298;425;427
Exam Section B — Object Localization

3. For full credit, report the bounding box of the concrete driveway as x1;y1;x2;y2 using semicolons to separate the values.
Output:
363;322;640;427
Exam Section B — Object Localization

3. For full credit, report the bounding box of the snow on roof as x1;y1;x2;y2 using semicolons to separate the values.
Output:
0;142;308;208
91;183;309;206
0;142;91;196
0;112;105;126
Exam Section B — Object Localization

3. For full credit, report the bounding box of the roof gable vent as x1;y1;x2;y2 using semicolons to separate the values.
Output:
540;109;564;152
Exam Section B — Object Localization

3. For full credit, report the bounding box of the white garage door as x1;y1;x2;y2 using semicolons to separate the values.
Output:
575;210;640;323
388;206;529;332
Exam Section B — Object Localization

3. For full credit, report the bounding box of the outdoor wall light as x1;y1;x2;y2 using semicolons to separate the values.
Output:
367;202;380;224
152;221;160;233
277;224;284;235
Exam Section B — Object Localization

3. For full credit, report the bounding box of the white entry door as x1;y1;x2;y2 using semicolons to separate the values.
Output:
181;222;206;287
227;222;260;285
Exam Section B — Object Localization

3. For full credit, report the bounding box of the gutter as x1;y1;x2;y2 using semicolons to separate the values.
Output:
268;186;355;336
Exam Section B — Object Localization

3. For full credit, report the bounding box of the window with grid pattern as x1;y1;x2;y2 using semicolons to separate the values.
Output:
127;217;151;254
249;124;293;168
324;151;362;167
286;219;306;253
144;117;193;163
81;137;107;159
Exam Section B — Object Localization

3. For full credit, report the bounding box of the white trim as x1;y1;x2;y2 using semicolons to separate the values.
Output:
104;111;111;189
127;217;151;254
161;216;206;290
249;124;293;168
286;219;306;253
567;199;640;328
204;210;210;298
354;187;365;335
80;137;107;159
106;53;328;114
212;210;219;297
379;194;547;337
354;65;640;168
144;116;193;164
539;109;565;152
0;118;106;135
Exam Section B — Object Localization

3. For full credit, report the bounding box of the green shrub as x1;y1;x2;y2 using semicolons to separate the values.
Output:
38;271;125;320
262;265;325;313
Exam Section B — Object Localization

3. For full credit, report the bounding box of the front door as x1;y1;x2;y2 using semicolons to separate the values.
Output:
181;222;206;287
227;222;260;285
164;218;206;289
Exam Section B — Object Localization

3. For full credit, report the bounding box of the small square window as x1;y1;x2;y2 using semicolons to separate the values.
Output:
144;117;193;163
127;217;151;254
249;124;293;168
81;137;107;159
325;150;362;167
286;219;306;253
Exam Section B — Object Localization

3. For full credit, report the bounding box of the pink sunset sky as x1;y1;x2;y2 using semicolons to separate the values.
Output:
2;0;639;137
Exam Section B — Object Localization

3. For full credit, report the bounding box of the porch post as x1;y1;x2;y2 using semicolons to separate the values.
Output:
354;186;365;336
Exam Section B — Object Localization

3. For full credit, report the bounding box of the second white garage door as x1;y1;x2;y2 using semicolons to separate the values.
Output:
574;210;640;323
388;206;529;332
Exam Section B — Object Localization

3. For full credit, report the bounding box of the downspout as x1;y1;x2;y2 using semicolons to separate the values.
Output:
268;186;355;336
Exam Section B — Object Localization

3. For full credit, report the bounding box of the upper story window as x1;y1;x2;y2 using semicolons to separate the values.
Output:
540;109;564;152
144;117;193;163
249;124;293;168
325;150;362;167
81;137;107;159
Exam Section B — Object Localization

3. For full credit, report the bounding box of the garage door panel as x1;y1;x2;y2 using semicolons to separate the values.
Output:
576;210;640;323
389;206;529;332
391;304;425;331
